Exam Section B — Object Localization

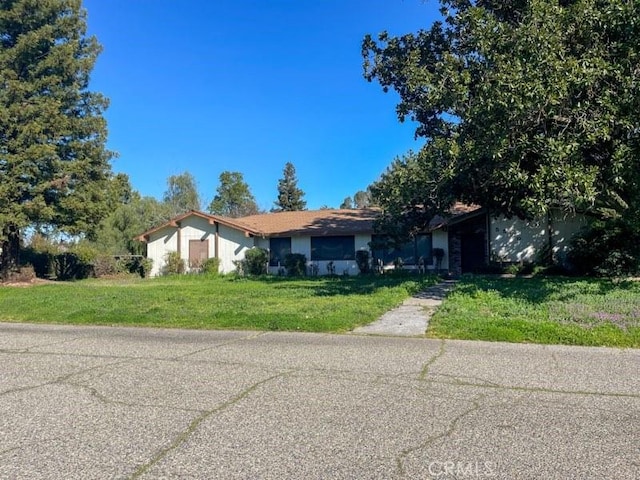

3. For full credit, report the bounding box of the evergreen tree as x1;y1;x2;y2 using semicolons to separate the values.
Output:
274;162;306;211
0;0;114;275
208;171;260;218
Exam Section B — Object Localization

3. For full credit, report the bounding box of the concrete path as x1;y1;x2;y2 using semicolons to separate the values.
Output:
353;280;457;336
1;323;638;480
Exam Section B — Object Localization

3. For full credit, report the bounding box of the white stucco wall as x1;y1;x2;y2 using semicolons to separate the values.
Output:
432;230;449;270
489;212;587;263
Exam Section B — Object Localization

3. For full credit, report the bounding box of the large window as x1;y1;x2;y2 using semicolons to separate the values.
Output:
269;237;291;267
311;236;355;261
371;234;432;266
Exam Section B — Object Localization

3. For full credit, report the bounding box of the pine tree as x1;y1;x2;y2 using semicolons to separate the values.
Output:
0;0;114;275
274;162;306;211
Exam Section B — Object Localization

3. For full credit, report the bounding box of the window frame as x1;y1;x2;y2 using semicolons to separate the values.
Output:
310;235;356;261
269;237;292;267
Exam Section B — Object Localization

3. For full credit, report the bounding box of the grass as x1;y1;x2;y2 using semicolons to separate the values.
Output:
428;276;640;348
0;274;438;333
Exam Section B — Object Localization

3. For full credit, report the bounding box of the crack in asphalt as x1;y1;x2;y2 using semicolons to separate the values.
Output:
169;331;268;360
0;359;132;398
395;394;487;477
60;381;206;414
128;372;286;480
0;336;84;354
419;375;640;399
419;339;446;380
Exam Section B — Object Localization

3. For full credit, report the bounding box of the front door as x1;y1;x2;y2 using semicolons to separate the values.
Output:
460;232;486;273
189;239;209;270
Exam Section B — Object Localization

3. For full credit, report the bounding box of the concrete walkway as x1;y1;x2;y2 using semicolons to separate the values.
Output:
352;279;457;336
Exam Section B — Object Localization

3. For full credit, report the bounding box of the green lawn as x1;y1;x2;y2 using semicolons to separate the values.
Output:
428;276;640;348
0;274;437;333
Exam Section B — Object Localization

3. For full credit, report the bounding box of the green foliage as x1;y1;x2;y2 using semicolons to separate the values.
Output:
161;251;185;276
163;172;201;217
340;189;374;209
236;248;268;276
364;0;640;229
567;220;640;276
0;0;114;273
429;277;640;347
355;250;370;274
284;253;307;276
22;236;95;280
201;257;220;275
54;252;94;281
94;195;168;255
208;171;260;218
273;162;306;212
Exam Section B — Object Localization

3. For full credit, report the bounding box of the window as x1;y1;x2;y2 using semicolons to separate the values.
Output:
311;236;355;261
269;237;291;267
371;234;432;266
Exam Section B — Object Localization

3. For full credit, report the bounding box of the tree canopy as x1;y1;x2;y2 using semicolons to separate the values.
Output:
364;0;640;229
208;171;260;218
162;172;201;217
273;162;306;211
0;0;114;272
340;189;374;209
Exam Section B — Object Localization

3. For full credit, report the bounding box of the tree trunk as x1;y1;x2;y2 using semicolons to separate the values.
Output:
0;224;20;279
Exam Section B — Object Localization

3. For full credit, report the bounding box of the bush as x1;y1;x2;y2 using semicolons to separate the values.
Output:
236;248;268;276
284;253;307;276
201;257;220;275
93;255;119;277
161;251;185;275
567;220;640;276
54;252;94;280
355;250;370;274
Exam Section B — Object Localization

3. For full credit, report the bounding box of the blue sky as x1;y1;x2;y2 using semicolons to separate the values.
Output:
83;0;441;210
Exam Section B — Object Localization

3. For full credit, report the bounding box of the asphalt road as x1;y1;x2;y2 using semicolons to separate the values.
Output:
1;323;638;479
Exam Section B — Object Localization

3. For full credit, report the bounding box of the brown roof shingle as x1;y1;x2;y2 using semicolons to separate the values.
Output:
235;209;379;237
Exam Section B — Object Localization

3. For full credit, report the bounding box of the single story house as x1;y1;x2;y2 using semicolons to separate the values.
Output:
135;206;588;277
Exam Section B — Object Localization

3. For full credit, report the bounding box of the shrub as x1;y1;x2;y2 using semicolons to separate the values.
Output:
54;252;94;280
284;253;307;276
355;250;370;274
567;220;640;276
236;248;268;276
93;255;119;277
326;260;336;276
201;257;220;275
120;256;153;278
161;251;185;275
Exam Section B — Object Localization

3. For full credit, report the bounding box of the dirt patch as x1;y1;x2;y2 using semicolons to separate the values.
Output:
1;278;55;288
